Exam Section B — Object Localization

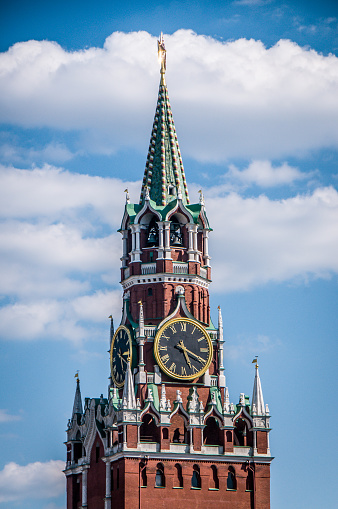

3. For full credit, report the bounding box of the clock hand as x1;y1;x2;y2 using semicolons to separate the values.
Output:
175;341;192;368
177;340;191;368
181;346;206;364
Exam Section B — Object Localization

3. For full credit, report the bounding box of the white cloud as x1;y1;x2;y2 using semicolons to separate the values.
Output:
0;290;121;342
225;160;310;187
0;460;65;503
0;409;22;423
207;186;338;291
0;31;338;161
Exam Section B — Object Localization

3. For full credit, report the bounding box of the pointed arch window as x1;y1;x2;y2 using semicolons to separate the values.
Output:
191;464;201;489
227;466;237;490
155;463;165;487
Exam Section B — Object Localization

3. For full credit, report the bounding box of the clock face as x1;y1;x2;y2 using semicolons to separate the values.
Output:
110;325;132;388
154;318;213;380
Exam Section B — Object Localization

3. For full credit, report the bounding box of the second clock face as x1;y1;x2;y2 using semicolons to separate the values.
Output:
110;325;132;388
154;318;213;380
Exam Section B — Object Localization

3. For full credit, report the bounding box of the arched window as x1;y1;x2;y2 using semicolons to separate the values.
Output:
155;463;165;487
174;463;183;488
147;218;159;246
203;417;219;445
140;462;147;487
191;464;201;489
210;465;219;490
227;466;236;490
226;430;232;443
140;414;158;442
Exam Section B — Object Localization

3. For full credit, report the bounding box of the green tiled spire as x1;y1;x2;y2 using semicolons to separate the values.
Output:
139;34;189;206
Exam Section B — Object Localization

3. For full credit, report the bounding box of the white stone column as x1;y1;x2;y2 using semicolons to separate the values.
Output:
82;468;88;508
121;230;129;267
104;461;111;509
133;224;142;262
130;226;136;262
186;223;195;262
202;229;211;267
163;221;172;259
157;221;164;259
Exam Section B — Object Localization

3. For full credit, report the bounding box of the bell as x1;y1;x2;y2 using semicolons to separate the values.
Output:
147;228;158;245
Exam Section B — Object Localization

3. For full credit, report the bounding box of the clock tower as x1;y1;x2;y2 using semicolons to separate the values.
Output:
64;34;273;509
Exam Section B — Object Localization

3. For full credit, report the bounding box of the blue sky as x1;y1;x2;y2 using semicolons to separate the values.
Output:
0;1;337;508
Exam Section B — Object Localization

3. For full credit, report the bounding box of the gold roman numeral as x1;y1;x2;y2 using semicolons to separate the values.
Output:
180;322;186;332
200;347;208;352
170;325;177;334
169;362;176;372
181;366;187;376
191;326;196;334
161;333;170;340
191;364;198;373
197;336;204;342
161;354;170;364
159;345;167;351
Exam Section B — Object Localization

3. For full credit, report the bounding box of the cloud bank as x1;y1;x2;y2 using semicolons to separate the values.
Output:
0;460;65;503
1;30;338;161
0;166;337;341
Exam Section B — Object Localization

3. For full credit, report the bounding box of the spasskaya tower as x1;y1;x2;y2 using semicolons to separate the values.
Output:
64;34;273;509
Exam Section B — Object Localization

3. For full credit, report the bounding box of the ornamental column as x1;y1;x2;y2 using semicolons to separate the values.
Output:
157;221;164;259
163;221;172;259
202;229;211;267
81;468;88;508
104;461;111;509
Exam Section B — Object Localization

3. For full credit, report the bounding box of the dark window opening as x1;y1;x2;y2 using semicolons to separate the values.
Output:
147;218;159;246
95;443;100;463
155;463;165;487
162;428;168;440
227;467;236;490
140;462;147;487
191;465;201;488
140;414;158;442
246;469;254;491
170;218;182;246
174;463;183;488
210;465;219;490
148;288;153;296
204;417;219;445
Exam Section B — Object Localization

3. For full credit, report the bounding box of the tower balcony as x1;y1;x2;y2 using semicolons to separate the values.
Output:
124;262;208;279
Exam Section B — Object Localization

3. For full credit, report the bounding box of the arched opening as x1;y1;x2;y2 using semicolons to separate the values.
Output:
95;442;100;463
203;417;220;445
155;463;165;487
140;462;147;487
227;466;237;490
226;430;232;443
191;464;201;489
162;428;168;440
234;418;253;446
147;217;159;246
210;465;219;490
140;414;158;442
174;463;183;488
170;413;188;444
170;216;182;246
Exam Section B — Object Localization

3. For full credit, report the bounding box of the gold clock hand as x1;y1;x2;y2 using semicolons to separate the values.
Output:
183;347;206;364
176;341;192;368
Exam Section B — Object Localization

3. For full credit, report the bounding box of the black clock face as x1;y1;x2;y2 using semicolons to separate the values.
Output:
110;325;132;388
154;318;213;380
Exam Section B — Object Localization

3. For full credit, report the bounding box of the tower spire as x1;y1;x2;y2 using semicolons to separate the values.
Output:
72;376;83;416
139;34;189;206
251;361;265;416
